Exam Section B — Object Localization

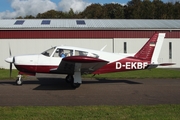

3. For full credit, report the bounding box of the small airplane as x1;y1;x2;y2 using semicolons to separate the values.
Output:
5;33;175;88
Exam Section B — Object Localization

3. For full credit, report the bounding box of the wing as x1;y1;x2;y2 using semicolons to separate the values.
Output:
50;56;108;74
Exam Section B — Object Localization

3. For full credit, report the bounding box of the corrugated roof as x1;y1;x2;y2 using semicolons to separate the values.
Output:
0;19;180;30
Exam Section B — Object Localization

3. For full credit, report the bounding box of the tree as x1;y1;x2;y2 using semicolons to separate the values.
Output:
173;2;180;19
15;0;180;19
152;0;166;19
125;0;142;18
165;2;174;19
103;3;124;19
36;10;64;19
24;15;35;19
140;0;154;19
63;8;80;18
16;16;23;19
81;4;103;18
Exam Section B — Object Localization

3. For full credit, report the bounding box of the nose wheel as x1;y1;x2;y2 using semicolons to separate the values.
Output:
16;75;23;85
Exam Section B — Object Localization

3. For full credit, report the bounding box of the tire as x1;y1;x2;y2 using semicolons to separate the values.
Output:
71;83;81;89
16;79;22;85
65;75;73;83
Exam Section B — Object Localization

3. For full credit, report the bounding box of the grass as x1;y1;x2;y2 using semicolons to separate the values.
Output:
0;105;180;120
0;69;18;80
0;68;180;119
0;68;180;80
83;68;180;79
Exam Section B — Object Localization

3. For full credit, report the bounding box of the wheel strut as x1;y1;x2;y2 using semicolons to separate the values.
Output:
16;75;23;85
65;75;81;89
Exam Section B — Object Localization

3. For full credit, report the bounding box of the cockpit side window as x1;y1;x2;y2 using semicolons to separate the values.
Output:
53;49;73;58
74;50;99;58
87;53;99;58
41;47;55;57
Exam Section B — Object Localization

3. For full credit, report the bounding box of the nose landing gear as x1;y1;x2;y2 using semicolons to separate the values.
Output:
16;75;23;85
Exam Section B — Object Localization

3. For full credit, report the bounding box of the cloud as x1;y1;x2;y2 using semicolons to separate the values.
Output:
0;0;91;19
0;0;57;19
58;0;91;12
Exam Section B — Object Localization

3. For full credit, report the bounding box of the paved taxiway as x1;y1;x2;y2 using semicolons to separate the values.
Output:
0;77;180;106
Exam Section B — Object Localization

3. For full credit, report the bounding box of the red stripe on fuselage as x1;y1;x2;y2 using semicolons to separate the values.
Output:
15;65;58;75
93;57;150;74
63;56;107;63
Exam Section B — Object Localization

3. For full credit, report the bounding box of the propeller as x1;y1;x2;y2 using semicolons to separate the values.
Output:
8;44;15;78
9;57;15;78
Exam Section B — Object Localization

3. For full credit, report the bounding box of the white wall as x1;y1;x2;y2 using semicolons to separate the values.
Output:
0;38;179;69
159;38;179;68
0;38;112;69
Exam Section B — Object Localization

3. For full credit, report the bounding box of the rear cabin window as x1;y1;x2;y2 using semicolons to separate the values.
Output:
87;53;99;58
75;50;99;58
75;50;88;56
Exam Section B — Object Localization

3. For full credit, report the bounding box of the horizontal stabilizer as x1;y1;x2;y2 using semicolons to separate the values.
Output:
146;63;175;69
146;64;159;69
159;63;176;66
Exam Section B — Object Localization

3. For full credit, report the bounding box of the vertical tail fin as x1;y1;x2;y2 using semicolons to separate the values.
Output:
134;33;165;64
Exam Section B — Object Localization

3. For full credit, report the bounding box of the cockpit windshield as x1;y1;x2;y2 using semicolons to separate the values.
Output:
41;47;56;57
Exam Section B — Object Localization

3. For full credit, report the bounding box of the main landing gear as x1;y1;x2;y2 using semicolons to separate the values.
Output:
65;75;81;89
15;74;81;89
14;74;81;88
65;63;82;89
16;75;23;85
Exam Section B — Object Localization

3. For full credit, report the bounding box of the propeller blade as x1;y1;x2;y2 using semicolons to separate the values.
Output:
8;44;14;78
9;44;12;57
10;63;12;78
13;56;15;63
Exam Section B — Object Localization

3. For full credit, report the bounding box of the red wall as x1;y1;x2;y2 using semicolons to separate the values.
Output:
0;30;179;39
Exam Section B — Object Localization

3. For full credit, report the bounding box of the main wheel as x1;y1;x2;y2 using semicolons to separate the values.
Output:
71;83;81;89
65;75;73;83
66;75;81;89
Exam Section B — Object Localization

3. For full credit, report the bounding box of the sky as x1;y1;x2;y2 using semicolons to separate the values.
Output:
0;0;170;19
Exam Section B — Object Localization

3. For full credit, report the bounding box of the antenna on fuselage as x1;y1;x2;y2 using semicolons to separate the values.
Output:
100;45;107;51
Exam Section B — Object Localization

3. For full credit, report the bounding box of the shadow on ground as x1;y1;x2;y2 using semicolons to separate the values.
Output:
0;78;142;90
83;78;142;84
